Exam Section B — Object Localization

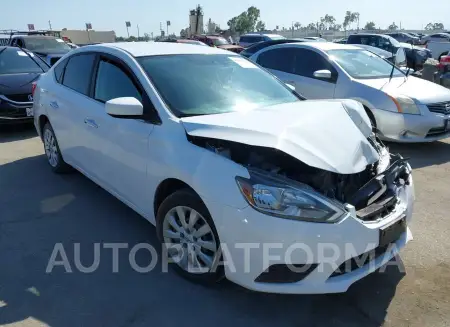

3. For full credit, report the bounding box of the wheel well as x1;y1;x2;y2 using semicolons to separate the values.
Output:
363;105;376;128
153;179;195;217
38;115;49;139
438;51;449;60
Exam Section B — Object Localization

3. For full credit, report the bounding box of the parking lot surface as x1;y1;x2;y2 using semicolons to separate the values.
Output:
1;125;450;327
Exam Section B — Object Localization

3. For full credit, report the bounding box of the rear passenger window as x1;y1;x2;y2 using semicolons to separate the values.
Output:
62;54;96;95
257;48;295;73
53;58;68;83
94;59;142;103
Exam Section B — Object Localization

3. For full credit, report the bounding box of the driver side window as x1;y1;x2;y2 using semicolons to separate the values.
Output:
94;59;142;103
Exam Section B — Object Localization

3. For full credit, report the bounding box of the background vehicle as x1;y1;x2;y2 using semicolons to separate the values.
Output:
66;42;79;49
238;33;285;47
354;44;407;68
33;42;413;294
158;38;208;46
426;41;450;60
386;32;420;45
0;46;49;124
250;42;450;142
193;35;243;53
5;31;72;66
240;38;308;58
333;38;348;44
303;36;327;42
347;33;426;70
421;33;450;44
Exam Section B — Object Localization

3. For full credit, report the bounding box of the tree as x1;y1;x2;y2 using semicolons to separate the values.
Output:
343;11;359;33
294;22;301;30
255;20;266;32
306;23;317;31
227;6;261;33
425;22;445;30
388;22;398;31
215;26;222;33
143;33;150;41
364;21;376;30
321;14;336;30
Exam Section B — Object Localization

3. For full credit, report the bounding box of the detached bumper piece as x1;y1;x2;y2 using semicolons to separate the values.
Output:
349;156;410;221
255;264;318;283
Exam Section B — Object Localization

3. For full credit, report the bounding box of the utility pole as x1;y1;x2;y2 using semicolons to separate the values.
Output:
137;25;140;38
292;21;294;37
48;20;52;30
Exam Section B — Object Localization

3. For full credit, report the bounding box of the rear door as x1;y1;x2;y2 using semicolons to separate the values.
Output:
291;48;337;99
46;53;98;170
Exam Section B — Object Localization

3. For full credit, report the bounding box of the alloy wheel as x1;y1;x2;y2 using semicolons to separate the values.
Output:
44;128;59;167
162;206;218;274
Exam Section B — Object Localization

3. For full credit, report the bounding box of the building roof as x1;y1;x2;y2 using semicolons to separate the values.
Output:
90;41;234;57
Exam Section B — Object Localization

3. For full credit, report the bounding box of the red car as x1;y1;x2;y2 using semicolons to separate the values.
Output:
192;35;244;53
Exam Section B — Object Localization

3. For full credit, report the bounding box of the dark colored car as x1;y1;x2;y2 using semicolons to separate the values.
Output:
385;32;420;45
158;38;208;46
0;46;49;124
192;35;244;53
240;38;309;58
9;35;72;66
347;33;427;70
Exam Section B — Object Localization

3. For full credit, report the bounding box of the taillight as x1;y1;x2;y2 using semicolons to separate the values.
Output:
31;82;37;96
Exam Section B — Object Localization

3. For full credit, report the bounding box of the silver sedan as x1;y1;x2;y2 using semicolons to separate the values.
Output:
250;42;450;142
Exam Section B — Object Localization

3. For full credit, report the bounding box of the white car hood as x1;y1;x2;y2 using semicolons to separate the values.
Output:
358;76;450;103
181;100;379;174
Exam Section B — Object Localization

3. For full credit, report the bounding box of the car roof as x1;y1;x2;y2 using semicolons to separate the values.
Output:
242;33;282;37
82;41;235;57
11;35;57;39
349;33;389;38
292;41;361;51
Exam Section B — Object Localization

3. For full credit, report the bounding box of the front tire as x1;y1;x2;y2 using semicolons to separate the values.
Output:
42;122;71;173
156;189;223;285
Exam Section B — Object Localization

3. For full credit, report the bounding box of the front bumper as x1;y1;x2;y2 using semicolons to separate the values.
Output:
374;106;450;142
0;97;34;125
202;173;414;294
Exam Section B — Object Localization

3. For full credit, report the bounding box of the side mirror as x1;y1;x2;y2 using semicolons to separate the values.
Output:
285;83;296;91
313;69;332;79
105;97;143;117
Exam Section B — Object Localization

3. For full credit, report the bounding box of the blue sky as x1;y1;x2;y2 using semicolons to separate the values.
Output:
1;0;448;37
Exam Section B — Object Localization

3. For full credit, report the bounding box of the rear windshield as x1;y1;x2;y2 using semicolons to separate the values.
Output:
24;37;71;52
0;48;47;74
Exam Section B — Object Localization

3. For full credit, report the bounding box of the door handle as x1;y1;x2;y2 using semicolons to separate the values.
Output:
49;101;59;109
84;118;98;128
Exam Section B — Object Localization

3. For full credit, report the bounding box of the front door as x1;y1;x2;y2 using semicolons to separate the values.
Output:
290;48;337;99
86;56;154;211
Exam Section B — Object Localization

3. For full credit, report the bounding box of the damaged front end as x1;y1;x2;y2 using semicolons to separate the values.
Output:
189;134;411;223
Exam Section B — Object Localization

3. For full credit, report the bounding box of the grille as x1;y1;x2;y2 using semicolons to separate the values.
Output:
329;245;390;277
427;101;450;115
4;94;32;103
0;107;27;118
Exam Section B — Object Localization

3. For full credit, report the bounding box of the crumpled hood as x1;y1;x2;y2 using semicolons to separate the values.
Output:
358;76;450;104
181;100;379;174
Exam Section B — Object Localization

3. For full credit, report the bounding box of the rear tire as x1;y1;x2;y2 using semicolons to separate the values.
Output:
156;188;224;285
42;122;72;173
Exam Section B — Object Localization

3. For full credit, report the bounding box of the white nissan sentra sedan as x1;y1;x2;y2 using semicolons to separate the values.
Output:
33;42;414;294
250;42;450;142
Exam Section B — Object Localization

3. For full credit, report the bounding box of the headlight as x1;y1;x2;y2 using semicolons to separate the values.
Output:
236;170;346;223
388;95;421;115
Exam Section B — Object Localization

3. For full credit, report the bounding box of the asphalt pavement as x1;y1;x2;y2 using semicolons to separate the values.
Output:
1;124;450;327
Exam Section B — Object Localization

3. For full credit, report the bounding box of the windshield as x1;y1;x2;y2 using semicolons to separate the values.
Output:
212;38;229;46
24;38;71;51
328;49;404;79
0;48;47;74
137;54;299;117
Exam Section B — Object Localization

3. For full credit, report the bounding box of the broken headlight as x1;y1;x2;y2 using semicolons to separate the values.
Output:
236;170;346;223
